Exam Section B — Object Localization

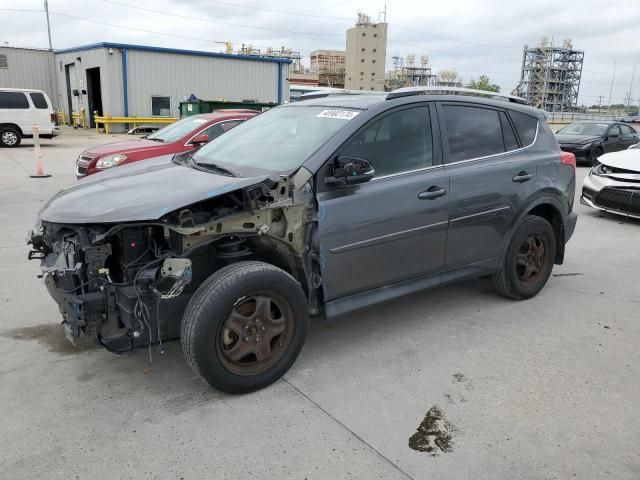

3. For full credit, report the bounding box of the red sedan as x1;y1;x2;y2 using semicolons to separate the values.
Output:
76;109;258;178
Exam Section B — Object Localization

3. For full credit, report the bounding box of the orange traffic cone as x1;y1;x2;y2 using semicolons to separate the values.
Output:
29;123;51;178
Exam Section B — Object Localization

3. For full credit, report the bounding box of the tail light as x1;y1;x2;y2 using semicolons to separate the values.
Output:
50;113;56;123
560;151;576;169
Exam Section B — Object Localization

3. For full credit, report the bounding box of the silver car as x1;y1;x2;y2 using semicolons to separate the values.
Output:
581;149;640;219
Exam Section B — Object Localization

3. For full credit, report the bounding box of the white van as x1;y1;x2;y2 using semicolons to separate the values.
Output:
0;88;61;147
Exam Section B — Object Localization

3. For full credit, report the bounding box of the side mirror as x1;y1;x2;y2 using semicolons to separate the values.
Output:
191;133;209;146
325;156;375;185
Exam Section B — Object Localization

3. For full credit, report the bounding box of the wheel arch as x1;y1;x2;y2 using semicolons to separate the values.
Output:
244;235;310;295
521;198;566;265
0;123;23;135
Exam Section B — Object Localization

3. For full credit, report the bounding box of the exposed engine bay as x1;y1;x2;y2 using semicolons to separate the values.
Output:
27;174;322;353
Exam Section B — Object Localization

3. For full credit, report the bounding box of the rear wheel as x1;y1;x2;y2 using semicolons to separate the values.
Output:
492;215;556;300
0;126;21;148
181;261;309;393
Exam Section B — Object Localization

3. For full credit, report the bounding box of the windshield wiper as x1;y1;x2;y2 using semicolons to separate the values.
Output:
147;137;164;142
193;161;238;177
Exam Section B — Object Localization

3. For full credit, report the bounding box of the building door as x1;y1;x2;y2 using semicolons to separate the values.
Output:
86;67;103;129
64;63;74;124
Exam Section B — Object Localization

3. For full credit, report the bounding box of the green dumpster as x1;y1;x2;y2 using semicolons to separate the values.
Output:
180;99;276;118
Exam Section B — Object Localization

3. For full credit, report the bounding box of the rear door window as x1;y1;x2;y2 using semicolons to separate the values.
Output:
509;110;538;146
620;124;635;135
0;91;29;109
441;105;505;162
29;92;49;109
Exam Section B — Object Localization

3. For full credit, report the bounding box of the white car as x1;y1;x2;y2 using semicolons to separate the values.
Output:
0;88;60;147
581;149;640;220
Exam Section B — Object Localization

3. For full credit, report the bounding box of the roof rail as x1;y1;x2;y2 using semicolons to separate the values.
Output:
386;86;529;105
299;89;387;101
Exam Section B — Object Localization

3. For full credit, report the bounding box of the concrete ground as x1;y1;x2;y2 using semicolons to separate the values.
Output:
1;127;639;480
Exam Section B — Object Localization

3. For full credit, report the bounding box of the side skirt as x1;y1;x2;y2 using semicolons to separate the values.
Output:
323;257;498;320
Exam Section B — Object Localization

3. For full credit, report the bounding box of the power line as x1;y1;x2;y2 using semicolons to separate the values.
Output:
203;0;352;20
99;0;343;37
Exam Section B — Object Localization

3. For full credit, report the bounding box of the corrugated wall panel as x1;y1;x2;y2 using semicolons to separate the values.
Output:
125;50;285;117
0;47;58;106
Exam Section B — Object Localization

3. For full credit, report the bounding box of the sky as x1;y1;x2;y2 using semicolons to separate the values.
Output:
1;0;639;106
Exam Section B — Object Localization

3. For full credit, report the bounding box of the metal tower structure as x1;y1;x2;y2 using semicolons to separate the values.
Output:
515;38;584;112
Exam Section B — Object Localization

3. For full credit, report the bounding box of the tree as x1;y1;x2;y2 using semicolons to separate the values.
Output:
437;69;462;85
466;75;500;93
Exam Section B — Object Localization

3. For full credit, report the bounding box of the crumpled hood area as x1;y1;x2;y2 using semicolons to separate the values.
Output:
39;155;268;224
597;149;640;172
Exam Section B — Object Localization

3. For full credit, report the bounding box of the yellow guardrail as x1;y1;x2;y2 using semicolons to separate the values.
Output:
94;112;178;134
56;109;66;126
72;109;87;129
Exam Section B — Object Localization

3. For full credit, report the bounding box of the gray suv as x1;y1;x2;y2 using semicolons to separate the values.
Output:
28;87;577;393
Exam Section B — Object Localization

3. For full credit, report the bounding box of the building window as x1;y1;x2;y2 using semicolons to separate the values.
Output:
0;54;7;69
373;33;378;37
361;59;365;63
372;59;376;63
151;96;171;116
361;48;365;52
373;49;377;53
362;32;366;37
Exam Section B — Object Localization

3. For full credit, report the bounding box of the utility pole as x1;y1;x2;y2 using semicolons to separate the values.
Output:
627;64;636;109
597;95;603;113
608;60;616;108
44;0;53;50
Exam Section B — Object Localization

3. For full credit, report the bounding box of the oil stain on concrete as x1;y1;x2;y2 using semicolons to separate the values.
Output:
409;405;455;455
1;323;97;355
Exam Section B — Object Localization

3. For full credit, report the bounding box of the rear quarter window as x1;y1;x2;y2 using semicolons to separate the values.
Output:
29;92;49;109
509;110;538;146
0;91;29;109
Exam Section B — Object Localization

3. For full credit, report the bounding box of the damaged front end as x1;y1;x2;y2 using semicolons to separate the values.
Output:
27;173;321;353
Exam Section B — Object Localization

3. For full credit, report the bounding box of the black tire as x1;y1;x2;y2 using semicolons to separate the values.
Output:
181;261;309;394
589;147;603;166
492;215;556;300
0;126;21;148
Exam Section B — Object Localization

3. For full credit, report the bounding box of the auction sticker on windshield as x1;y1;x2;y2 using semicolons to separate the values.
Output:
317;110;360;120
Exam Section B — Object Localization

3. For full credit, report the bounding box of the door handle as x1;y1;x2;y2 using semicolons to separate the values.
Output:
512;171;533;183
418;186;447;200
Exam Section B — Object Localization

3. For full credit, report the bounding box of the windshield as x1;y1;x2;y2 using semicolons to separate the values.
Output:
193;105;360;175
557;123;608;136
147;116;211;143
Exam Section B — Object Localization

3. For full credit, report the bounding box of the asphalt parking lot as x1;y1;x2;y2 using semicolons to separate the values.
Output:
1;127;639;480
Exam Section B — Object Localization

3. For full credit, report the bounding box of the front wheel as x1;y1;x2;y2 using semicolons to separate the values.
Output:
181;261;309;394
589;147;603;166
492;215;556;300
